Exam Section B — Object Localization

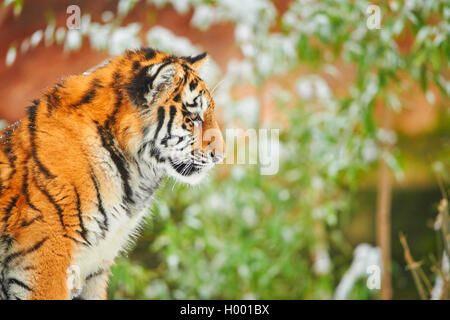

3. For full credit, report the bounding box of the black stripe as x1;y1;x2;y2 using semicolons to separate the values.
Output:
1;195;18;240
126;65;151;107
32;174;66;230
181;63;193;72
22;167;40;212
160;106;177;147
73;185;90;246
153;107;165;141
71;78;102;108
2;126;17;182
173;93;181;102
95;123;134;205
185;95;200;109
167;106;177;137
162;55;176;63
21;215;43;228
137;143;147;158
8;278;32;291
141;48;156;60
3;237;48;266
85;269;104;281
132;61;141;70
182;67;189;85
105;72;123;128
182;52;207;65
90;171;108;237
1;286;8;299
56;82;65;89
2;194;19;223
27;105;55;179
189;79;198;91
0;234;14;251
63;234;87;245
45;86;61;116
150;147;165;163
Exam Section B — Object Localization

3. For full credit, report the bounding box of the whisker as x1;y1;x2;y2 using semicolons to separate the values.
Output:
211;78;226;95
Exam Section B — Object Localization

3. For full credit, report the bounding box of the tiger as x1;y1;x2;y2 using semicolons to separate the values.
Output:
0;48;225;300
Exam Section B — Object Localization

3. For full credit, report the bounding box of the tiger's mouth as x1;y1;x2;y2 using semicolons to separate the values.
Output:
169;158;203;177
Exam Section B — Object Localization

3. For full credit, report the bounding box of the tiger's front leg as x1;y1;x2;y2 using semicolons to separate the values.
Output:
15;237;74;300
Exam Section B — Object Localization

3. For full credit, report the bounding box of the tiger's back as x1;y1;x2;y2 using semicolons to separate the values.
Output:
0;48;224;299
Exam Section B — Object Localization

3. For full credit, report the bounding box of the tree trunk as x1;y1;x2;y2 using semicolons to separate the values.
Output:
376;107;393;300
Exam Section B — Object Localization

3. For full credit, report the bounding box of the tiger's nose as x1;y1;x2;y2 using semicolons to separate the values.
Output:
209;151;225;163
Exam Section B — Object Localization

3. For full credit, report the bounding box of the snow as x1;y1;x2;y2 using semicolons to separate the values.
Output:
5;47;16;66
334;244;381;299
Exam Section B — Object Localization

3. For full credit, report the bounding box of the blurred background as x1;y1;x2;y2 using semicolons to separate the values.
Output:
0;0;448;300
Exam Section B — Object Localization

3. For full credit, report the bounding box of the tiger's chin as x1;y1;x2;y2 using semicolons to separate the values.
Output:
165;157;213;185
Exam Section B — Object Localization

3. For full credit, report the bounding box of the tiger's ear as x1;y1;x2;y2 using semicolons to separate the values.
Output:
151;63;176;92
147;63;177;105
182;52;208;70
127;62;178;107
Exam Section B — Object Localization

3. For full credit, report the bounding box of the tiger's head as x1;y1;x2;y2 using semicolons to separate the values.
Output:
125;49;225;184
